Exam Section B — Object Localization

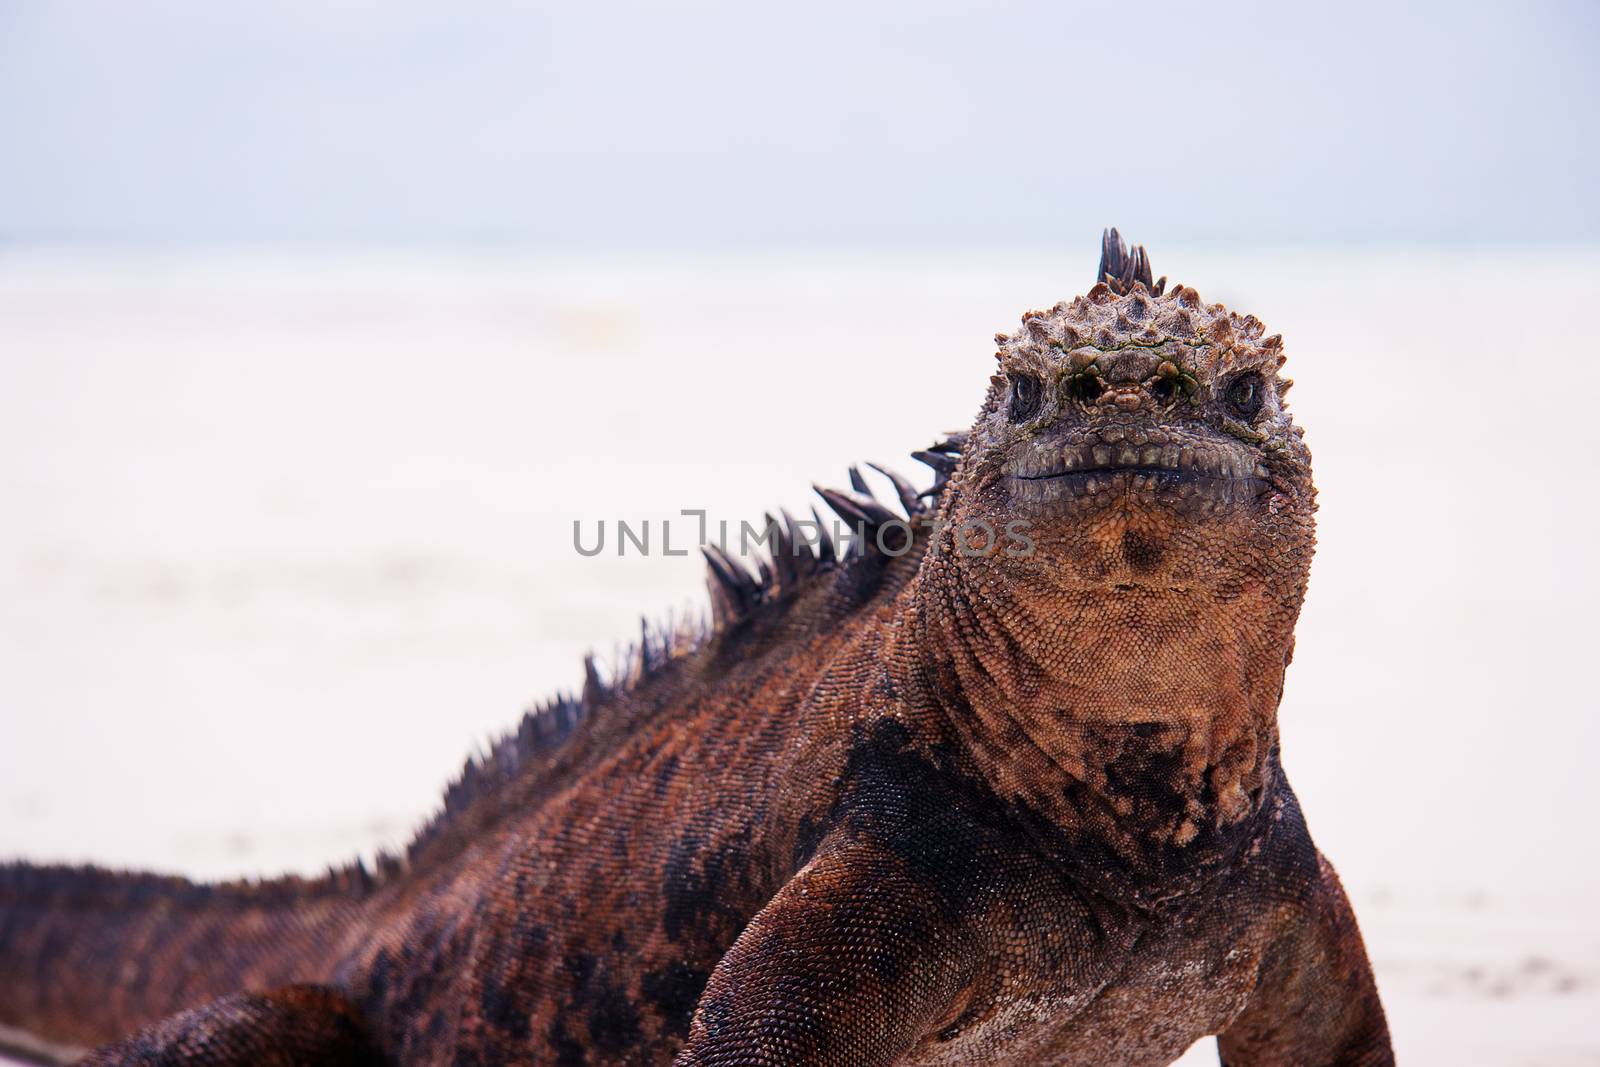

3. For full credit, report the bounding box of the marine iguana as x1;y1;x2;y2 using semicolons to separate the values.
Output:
0;232;1392;1066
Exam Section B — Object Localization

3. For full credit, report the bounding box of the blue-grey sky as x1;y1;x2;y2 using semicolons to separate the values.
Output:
0;0;1594;247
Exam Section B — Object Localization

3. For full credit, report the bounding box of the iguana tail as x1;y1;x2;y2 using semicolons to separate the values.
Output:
0;861;375;1057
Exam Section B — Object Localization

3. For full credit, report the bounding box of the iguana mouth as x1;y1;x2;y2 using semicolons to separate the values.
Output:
1014;444;1265;481
1007;433;1269;508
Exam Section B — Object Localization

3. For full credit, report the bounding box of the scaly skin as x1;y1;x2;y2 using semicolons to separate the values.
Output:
0;232;1391;1066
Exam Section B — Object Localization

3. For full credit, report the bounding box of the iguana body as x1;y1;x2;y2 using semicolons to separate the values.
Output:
0;234;1392;1066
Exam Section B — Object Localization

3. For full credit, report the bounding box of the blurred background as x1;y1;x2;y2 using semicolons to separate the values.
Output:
1;2;1596;1064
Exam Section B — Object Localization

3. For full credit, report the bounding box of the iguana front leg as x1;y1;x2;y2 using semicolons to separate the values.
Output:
1217;856;1393;1067
675;837;987;1067
77;985;383;1067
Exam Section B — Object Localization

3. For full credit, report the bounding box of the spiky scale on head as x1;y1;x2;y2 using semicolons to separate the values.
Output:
1095;227;1166;297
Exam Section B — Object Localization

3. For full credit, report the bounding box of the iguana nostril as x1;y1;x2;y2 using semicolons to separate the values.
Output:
1069;374;1104;402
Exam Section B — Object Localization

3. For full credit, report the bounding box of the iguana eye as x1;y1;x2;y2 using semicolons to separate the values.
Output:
1224;373;1265;419
1009;374;1043;421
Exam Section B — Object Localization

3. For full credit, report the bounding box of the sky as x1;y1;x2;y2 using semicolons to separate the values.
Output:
0;0;1595;247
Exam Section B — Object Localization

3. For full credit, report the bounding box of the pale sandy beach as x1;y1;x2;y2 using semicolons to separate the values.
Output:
1;248;1597;1064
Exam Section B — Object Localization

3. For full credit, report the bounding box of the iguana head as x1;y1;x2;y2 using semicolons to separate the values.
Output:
941;229;1315;599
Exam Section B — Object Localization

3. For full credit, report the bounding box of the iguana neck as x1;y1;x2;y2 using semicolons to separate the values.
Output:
895;545;1294;892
